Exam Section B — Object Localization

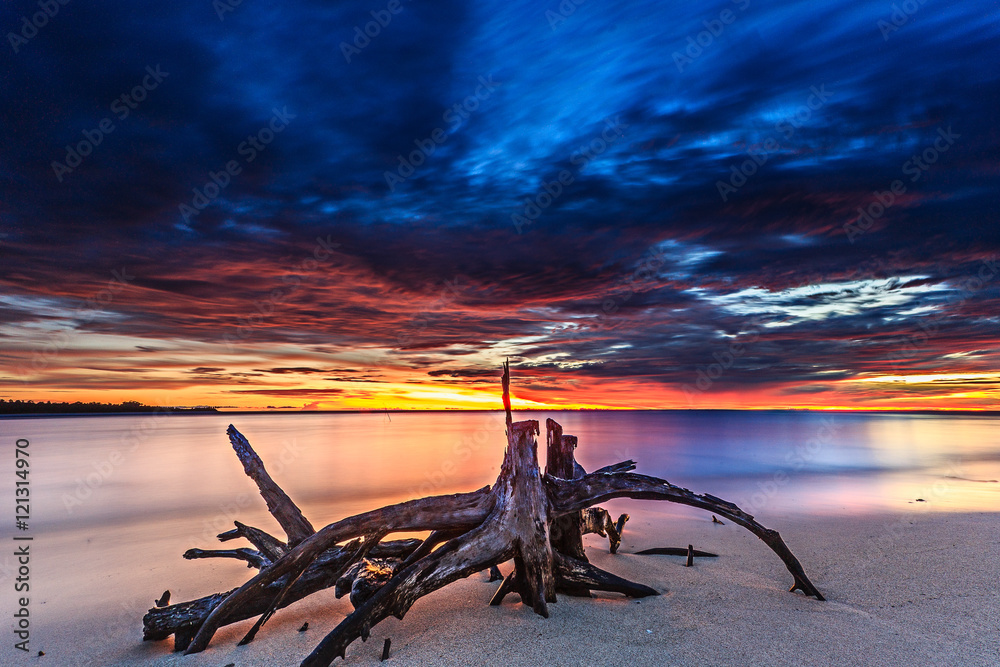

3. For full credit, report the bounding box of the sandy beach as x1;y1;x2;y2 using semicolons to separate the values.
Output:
7;0;1000;663
14;502;997;667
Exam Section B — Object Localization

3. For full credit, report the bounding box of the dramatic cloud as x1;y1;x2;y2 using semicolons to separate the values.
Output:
1;0;998;410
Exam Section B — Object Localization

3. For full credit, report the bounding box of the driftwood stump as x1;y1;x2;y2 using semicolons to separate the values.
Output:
143;362;823;665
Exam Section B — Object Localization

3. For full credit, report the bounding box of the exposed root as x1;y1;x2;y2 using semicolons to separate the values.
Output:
144;364;824;666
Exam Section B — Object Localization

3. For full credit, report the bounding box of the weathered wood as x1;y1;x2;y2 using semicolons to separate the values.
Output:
303;523;516;666
150;538;422;646
504;420;556;614
546;471;824;600
228;425;315;545
369;539;424;559
613;513;629;552
349;558;399;609
337;540;426;602
183;486;495;654
335;561;366;599
593;460;636;475
581;507;629;554
488;569;517;605
302;416;559;664
183;547;269;569
635;547;718;558
543;419;567;478
543;422;631;594
501;359;513;428
380;638;391;661
147;363;824;666
553;552;658;598
144;590;234;645
148;534;422;644
218;521;288;561
239;532;386;646
686;544;694;567
144;542;361;648
400;529;464;568
546;420;587;563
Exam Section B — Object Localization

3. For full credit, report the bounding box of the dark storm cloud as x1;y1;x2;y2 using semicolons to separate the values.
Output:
229;388;345;397
260;367;338;375
427;369;500;378
2;0;999;403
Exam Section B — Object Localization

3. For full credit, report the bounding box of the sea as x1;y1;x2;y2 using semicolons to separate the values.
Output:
1;410;997;663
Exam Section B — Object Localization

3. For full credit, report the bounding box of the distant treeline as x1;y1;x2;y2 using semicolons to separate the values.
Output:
0;400;218;415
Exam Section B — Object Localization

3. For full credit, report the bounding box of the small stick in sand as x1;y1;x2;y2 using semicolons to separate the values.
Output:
380;638;391;661
685;545;694;567
635;547;718;558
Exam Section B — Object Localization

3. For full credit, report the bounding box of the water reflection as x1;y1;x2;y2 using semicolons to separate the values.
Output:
5;410;998;533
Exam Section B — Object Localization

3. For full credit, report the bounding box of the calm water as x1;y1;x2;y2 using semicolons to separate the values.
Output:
0;410;998;663
4;410;999;531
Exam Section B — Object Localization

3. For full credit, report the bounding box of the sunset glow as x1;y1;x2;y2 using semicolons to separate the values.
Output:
2;1;998;413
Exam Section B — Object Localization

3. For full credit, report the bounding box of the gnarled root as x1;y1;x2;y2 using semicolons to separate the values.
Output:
144;363;823;667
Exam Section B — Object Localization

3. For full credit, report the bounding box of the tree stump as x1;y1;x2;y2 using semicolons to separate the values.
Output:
143;361;823;666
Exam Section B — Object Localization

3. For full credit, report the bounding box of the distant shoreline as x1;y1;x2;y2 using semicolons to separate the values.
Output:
0;404;218;417
2;408;998;418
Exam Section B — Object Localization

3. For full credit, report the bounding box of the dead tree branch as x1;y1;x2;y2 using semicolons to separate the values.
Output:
144;364;824;666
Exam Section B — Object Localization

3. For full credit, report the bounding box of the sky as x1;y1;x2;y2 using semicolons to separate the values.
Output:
1;0;999;411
